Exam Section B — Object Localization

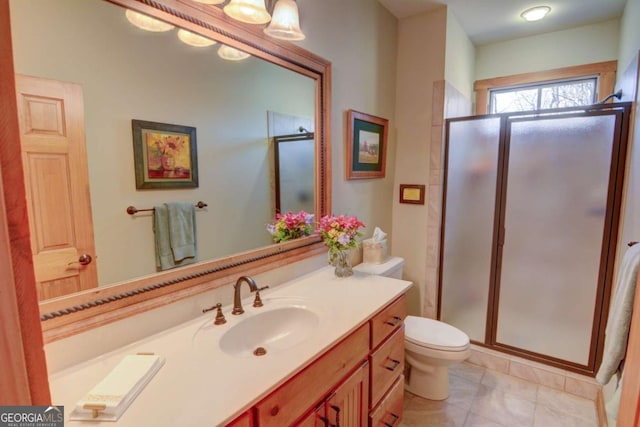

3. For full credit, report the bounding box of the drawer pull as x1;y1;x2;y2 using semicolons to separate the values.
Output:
330;404;341;427
270;405;279;416
383;413;400;427
384;358;401;372
384;316;402;327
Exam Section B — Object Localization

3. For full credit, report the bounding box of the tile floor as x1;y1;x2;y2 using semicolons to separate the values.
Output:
400;362;599;427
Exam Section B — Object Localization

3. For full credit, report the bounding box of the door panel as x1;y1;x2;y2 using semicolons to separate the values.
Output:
440;117;501;342
496;114;617;365
15;75;97;300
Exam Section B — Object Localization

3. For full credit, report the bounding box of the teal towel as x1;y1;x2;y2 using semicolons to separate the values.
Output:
166;202;197;263
153;203;197;271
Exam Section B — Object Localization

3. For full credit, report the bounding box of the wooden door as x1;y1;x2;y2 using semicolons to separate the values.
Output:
15;75;98;300
326;362;369;427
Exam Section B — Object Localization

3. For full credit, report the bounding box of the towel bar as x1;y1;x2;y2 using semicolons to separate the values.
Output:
629;241;638;247
126;201;207;215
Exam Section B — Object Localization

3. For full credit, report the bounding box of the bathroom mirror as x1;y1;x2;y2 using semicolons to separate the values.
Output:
6;0;331;338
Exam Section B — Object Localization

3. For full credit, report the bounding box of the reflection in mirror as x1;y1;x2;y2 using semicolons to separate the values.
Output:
274;133;315;214
9;0;316;299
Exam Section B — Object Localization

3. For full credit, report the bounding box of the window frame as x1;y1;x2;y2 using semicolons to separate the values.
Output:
489;76;598;113
474;61;617;115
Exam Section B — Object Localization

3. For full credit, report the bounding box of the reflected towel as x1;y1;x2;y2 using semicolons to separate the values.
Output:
596;243;640;384
154;203;197;271
70;354;164;422
166;202;197;263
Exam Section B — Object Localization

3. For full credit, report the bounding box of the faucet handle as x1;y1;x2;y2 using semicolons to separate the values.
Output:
253;286;270;308
202;303;227;325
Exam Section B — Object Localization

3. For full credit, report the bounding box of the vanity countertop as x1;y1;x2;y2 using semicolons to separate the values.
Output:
49;267;412;426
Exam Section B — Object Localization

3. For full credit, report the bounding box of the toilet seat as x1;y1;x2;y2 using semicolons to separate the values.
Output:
405;315;469;352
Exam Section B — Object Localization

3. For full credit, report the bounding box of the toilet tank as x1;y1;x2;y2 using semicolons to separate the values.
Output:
353;257;404;279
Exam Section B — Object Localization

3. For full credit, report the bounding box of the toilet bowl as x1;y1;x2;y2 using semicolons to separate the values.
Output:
404;315;470;400
354;257;470;401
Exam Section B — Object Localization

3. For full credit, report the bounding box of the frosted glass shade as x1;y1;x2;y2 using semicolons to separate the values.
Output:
125;10;174;32
177;29;216;47
218;45;250;61
264;0;305;41
223;0;271;24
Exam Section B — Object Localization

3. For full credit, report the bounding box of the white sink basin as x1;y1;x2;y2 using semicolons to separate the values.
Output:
218;306;320;357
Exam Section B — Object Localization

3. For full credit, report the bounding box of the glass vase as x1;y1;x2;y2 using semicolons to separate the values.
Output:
332;249;353;278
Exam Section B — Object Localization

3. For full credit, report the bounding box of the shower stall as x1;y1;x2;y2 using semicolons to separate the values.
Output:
439;103;631;374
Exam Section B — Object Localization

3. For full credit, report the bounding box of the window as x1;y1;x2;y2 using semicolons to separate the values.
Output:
473;61;617;115
489;77;597;113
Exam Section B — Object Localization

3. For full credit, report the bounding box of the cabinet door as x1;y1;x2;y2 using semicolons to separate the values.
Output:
326;362;369;427
297;404;326;427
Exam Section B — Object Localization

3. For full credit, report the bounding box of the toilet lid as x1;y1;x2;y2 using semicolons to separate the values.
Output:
405;316;469;351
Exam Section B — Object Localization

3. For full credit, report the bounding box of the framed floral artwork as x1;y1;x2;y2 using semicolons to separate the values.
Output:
346;109;389;179
132;119;198;189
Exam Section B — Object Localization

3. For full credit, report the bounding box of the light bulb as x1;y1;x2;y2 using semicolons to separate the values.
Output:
264;0;305;41
125;10;175;32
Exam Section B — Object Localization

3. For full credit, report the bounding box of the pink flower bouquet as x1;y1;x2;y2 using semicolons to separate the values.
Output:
267;210;315;243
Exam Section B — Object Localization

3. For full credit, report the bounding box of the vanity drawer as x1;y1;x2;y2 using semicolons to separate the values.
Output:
255;323;369;427
370;325;404;408
225;410;253;427
369;376;404;427
370;295;406;350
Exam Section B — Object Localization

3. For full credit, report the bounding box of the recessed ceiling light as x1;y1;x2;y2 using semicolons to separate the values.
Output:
521;6;551;22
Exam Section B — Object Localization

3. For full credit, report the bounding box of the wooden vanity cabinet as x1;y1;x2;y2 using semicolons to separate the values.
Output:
298;361;369;426
225;411;252;427
255;323;369;427
369;376;404;427
368;295;406;426
225;295;407;427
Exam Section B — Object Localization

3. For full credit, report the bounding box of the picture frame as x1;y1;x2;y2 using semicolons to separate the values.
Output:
346;110;388;180
132;119;199;189
399;184;425;205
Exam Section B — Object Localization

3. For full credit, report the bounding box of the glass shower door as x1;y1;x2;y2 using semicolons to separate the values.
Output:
494;113;619;365
440;117;501;342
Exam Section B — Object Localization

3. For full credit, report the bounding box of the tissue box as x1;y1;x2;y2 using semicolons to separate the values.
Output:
363;238;388;264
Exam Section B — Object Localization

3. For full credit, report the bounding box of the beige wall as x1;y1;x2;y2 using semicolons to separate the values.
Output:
618;0;640;81
392;7;447;317
298;0;398;244
445;11;476;100
476;19;620;81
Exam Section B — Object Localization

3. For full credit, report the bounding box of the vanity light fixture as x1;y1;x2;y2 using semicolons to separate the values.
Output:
177;29;217;47
125;9;175;32
264;0;305;41
223;0;271;25
218;45;251;61
520;6;551;22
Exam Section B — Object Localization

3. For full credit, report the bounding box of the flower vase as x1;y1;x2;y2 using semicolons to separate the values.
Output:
161;154;175;171
332;249;353;278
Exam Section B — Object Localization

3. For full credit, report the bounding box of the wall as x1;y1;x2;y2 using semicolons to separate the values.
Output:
476;19;620;81
618;0;640;83
44;0;399;371
392;7;447;317
298;0;398;245
445;11;476;101
617;0;640;255
10;0;315;287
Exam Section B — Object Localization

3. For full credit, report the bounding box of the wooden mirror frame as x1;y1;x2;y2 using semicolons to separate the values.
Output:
1;0;332;344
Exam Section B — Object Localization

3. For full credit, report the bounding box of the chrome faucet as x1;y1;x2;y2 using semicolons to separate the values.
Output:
232;275;259;315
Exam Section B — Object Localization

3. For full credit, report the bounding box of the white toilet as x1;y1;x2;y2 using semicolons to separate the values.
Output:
354;257;471;401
